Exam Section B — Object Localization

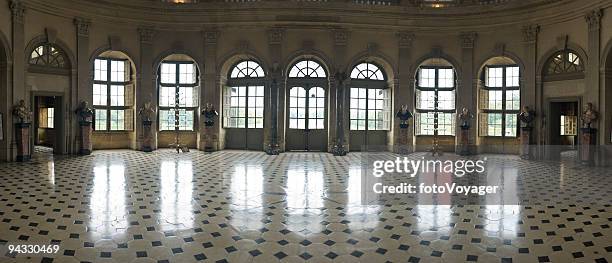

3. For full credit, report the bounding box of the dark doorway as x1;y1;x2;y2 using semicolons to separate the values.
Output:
549;100;579;161
33;95;63;155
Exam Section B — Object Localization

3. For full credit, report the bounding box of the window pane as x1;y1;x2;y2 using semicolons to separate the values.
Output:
486;67;503;87
93;84;107;106
505;90;520;111
47;108;54;128
487;113;502;136
505;114;517;137
506;66;520;87
110;110;125;131
159;110;175;131
94;59;107;81
487;90;503;110
438;91;455;110
161;63;176;84
179;63;196;84
178;110;194;131
110;85;125;106
111;60;126;82
95;109;107;131
438;68;454;88
289;87;307;129
419;68;435;87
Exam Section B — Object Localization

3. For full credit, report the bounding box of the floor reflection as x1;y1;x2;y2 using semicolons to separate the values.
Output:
229;164;264;231
346;167;380;230
89;161;127;236
160;160;194;230
285;166;325;235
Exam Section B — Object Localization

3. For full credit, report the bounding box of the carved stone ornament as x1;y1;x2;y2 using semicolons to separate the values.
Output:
12;99;32;123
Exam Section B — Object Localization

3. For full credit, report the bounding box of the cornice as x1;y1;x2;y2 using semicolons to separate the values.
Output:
22;0;612;33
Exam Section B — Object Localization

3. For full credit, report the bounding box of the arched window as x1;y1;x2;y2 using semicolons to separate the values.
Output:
158;60;199;131
289;60;326;78
224;60;265;129
415;59;456;136
349;62;390;131
288;60;327;130
29;43;69;69
93;54;134;131
543;50;584;81
350;62;385;80
479;58;520;137
286;59;329;151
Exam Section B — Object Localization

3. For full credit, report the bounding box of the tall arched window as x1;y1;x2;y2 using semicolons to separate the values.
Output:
415;59;456;136
479;58;520;137
349;62;390;131
158;60;199;131
543;50;585;81
288;60;327;130
224;60;265;129
93;54;134;131
286;59;328;151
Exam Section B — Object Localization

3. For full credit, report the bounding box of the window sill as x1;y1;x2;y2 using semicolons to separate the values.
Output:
415;135;455;137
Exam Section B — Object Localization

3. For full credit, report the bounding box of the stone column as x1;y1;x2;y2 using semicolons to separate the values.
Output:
394;32;415;153
201;30;219;151
457;32;477;155
10;0;25;161
522;25;540;157
266;27;284;152
74;17;91;154
331;28;349;155
137;27;157;151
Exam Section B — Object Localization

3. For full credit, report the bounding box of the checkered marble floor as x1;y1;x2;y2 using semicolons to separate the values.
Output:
0;149;610;263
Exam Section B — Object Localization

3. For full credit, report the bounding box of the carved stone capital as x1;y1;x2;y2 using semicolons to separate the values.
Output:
522;24;540;44
204;30;219;45
332;29;350;46
9;0;25;23
74;17;91;37
459;32;477;49
585;9;603;31
138;27;156;44
267;27;284;45
397;31;415;48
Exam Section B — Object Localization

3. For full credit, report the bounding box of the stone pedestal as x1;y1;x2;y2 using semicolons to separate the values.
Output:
395;127;410;154
15;123;31;162
580;128;597;165
79;121;92;155
142;120;153;152
520;127;533;160
458;125;470;155
202;126;217;152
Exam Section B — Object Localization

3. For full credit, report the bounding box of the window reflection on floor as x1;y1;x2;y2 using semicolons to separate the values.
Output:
89;161;127;236
346;167;380;230
230;164;264;231
160;160;193;230
285;166;325;235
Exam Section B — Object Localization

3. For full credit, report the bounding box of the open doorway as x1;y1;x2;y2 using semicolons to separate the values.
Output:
33;95;63;155
548;100;579;161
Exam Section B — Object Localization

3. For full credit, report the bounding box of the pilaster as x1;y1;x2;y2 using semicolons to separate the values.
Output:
395;31;415;153
522;24;540;157
10;0;26;161
267;27;284;153
457;32;477;154
331;28;349;155
137;26;157;150
585;9;603;147
201;29;219;151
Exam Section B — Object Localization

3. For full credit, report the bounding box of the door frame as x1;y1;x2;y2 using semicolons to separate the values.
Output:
30;91;65;155
285;79;329;151
347;79;391;151
545;96;581;161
